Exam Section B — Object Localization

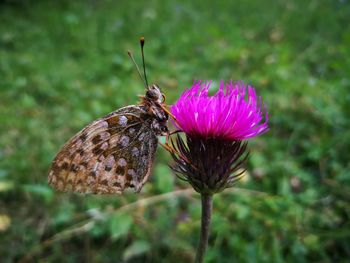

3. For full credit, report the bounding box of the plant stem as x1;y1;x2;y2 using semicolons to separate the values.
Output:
195;194;213;263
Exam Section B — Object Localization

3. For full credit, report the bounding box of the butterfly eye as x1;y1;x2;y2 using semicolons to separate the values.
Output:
146;90;157;99
146;85;162;101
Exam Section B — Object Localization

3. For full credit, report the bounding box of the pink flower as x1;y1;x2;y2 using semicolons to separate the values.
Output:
170;81;268;141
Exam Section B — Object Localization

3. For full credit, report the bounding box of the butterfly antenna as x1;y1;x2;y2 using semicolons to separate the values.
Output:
127;50;147;88
140;37;149;87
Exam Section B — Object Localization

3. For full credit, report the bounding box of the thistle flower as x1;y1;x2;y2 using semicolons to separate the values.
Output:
167;80;268;263
169;81;268;194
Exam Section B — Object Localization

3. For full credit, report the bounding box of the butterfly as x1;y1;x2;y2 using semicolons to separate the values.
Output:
48;38;170;194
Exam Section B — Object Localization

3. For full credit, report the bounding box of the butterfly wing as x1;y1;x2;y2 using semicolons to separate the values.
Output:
48;106;158;194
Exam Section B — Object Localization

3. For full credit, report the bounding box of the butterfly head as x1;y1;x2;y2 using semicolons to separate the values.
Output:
146;84;165;104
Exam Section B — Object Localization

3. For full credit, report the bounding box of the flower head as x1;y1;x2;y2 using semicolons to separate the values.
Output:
170;81;268;141
168;81;268;194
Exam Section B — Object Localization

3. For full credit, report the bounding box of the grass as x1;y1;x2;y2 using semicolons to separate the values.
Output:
1;0;350;262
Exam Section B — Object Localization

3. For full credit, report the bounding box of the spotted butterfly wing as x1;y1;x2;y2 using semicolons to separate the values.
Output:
48;105;158;194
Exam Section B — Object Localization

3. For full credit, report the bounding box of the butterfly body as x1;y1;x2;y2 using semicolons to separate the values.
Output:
48;84;168;194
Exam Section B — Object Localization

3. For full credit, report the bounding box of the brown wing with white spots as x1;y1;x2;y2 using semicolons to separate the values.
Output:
48;106;158;194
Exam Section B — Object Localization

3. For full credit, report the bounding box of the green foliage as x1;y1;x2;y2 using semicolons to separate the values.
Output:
1;0;349;262
123;240;151;261
108;213;133;240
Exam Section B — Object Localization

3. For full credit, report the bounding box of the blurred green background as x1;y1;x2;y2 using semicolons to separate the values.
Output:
1;0;350;262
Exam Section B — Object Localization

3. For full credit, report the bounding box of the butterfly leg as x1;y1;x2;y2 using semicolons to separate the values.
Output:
159;139;198;172
159;104;182;128
159;132;198;172
165;129;182;145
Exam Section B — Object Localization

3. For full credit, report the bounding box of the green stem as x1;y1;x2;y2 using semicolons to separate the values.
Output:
195;194;213;263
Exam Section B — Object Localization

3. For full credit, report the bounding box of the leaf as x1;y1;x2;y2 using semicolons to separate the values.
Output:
108;213;133;240
0;169;9;178
0;214;11;231
22;184;53;202
122;240;150;261
53;203;76;225
0;181;14;192
154;164;174;193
